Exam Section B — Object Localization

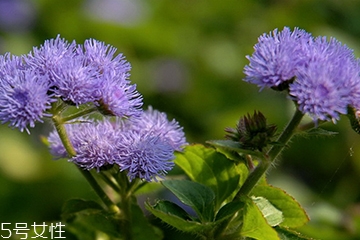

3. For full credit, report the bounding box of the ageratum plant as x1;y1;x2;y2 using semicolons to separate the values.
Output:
1;28;360;239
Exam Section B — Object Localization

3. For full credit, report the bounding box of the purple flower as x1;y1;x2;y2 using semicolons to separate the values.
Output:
25;35;77;82
244;27;312;90
96;72;143;117
289;37;357;122
82;38;131;76
129;106;187;151
48;108;187;180
115;130;175;181
48;119;118;171
51;54;102;105
0;55;53;133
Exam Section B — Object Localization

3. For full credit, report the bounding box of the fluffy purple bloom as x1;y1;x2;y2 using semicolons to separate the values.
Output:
115;130;175;181
97;72;143;117
289;37;357;122
129;106;187;151
48;119;119;170
48;108;187;180
25;35;77;82
82;38;131;76
51;54;102;105
0;55;53;133
244;27;312;90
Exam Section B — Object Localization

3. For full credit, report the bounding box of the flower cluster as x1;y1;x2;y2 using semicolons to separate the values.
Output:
244;27;360;123
48;107;187;181
0;35;187;181
0;35;142;133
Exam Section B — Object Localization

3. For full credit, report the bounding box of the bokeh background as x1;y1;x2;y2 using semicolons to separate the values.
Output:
1;0;360;239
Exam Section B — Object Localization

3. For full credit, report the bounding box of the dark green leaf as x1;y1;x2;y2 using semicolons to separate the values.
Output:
215;201;244;222
153;200;191;220
131;202;163;240
162;179;215;222
206;140;264;159
63;207;123;239
240;196;279;240
304;128;338;137
145;202;209;233
62;199;103;219
174;144;244;207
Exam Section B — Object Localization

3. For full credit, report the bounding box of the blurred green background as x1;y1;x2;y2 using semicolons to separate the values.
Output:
1;0;360;239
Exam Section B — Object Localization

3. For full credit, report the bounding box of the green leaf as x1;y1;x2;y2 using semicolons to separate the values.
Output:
240;196;279;240
276;227;315;240
252;184;309;228
215;201;244;222
131;202;163;240
145;202;209;233
162;179;215;222
206;140;264;159
61;199;122;239
303;128;338;137
152;200;191;220
251;196;284;226
62;199;103;218
174;144;245;207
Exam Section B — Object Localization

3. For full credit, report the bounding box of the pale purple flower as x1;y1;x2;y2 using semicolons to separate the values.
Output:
129;106;187;151
115;130;175;181
25;35;77;82
96;72;143;117
51;54;102;105
289;37;357;122
0;55;53;133
244;27;312;90
82;38;131;76
48;119;118;171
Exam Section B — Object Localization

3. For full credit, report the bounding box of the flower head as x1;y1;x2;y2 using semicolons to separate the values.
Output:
129;106;187;151
96;72;143;117
25;34;77;82
115;130;175;181
244;27;312;90
51;54;102;105
0;55;53;133
48;119;119;171
289;37;357;123
82;38;131;76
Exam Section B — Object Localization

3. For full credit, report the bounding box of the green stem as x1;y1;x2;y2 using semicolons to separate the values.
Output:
235;108;304;198
267;108;304;161
115;171;134;240
62;106;98;122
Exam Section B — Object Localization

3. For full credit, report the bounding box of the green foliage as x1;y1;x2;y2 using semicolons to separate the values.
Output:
162;179;215;222
62;199;162;240
175;144;245;207
240;195;279;240
147;144;312;239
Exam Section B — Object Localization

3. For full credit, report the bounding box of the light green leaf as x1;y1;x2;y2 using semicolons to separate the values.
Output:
162;179;215;222
276;227;315;240
240;196;279;240
251;196;284;226
174;144;245;207
252;184;309;228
